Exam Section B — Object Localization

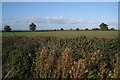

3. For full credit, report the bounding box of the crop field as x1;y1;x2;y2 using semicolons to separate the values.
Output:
2;31;118;38
2;31;120;79
2;1;120;79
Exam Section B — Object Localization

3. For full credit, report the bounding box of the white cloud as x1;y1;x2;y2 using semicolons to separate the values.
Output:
45;16;64;19
2;16;118;30
3;16;83;24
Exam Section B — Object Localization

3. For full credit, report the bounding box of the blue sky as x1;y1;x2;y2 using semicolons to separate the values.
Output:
2;2;118;30
2;0;120;2
0;2;2;28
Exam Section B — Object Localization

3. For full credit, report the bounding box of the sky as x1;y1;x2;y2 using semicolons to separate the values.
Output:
0;2;2;29
2;2;118;30
2;0;120;2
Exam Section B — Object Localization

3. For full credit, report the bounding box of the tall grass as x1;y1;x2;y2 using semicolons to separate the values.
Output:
2;36;120;79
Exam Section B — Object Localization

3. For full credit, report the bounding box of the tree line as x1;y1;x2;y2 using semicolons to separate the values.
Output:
3;22;116;32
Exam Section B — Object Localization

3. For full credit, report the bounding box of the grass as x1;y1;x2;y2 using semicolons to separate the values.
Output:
2;31;118;38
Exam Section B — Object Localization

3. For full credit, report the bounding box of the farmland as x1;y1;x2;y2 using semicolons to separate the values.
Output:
2;1;120;79
2;31;118;38
2;31;120;79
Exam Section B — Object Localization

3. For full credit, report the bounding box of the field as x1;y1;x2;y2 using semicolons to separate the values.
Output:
2;31;118;38
2;31;120;79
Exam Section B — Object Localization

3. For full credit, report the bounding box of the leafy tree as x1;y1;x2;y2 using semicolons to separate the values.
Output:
60;28;64;31
76;28;79;31
95;28;99;30
29;23;36;31
4;25;12;32
85;28;88;31
99;23;108;31
92;28;99;31
110;28;115;31
54;29;57;31
70;28;72;31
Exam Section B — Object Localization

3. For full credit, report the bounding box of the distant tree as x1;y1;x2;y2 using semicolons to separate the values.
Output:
29;23;36;31
92;28;99;31
99;23;108;31
53;29;57;31
85;28;88;31
4;25;12;32
110;28;115;31
70;28;72;31
76;28;79;31
60;28;64;31
95;28;99;30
